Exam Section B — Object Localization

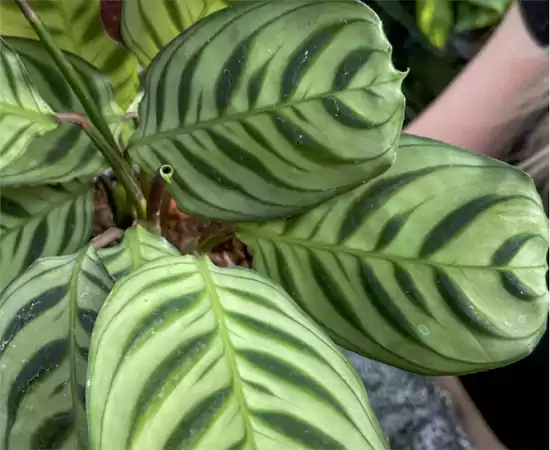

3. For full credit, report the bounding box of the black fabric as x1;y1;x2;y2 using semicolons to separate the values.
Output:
461;250;549;450
519;0;549;46
461;327;549;450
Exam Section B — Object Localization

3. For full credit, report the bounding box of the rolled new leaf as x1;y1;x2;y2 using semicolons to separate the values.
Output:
1;38;134;186
0;180;93;292
0;0;138;108
130;0;405;221
98;225;179;280
0;245;114;450
121;0;228;67
88;256;387;450
238;135;549;375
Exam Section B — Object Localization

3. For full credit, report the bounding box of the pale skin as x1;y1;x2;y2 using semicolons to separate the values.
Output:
405;3;548;449
405;2;548;158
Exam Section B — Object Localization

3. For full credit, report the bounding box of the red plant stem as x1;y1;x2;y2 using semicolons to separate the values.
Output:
92;227;123;249
56;112;90;129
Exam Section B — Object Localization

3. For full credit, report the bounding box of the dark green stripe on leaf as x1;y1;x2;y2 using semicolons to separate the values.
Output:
240;350;347;417
359;262;421;342
309;254;365;334
273;247;301;302
44;126;82;164
17;53;74;109
281;22;346;100
393;264;433;317
77;344;88;361
1;196;30;218
255;412;344;450
23;219;49;270
208;131;316;192
421;195;516;258
123;292;201;354
245;380;272;395
82;269;113;295
81;21;102;47
78;308;98;335
247;60;269;107
59;203;77;253
228;312;321;359
375;209;415;250
6;339;68;444
216;43;248;113
500;272;539;300
228;437;246;450
163;387;232;450
322;96;376;129
172;140;285;206
225;288;280;315
435;270;504;337
333;48;373;91
172;3;267;125
270;113;347;165
30;411;74;450
50;380;68;397
339;167;439;242
492;234;538;266
240;120;307;172
0;286;66;355
129;333;214;446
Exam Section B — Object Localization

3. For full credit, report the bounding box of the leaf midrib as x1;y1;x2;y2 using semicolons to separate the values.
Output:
67;247;89;448
1;101;56;124
237;228;547;271
197;257;258;450
129;77;403;148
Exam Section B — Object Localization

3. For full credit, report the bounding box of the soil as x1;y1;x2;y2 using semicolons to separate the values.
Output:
92;180;253;268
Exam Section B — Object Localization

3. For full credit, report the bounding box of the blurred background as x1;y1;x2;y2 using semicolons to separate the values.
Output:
363;0;511;122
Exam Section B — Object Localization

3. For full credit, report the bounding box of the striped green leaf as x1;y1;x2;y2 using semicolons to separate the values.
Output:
88;256;386;450
0;245;113;450
238;135;549;375
98;225;180;280
0;0;138;108
0;180;93;293
121;0;228;67
0;38;58;180
130;0;405;221
1;38;134;186
416;0;453;49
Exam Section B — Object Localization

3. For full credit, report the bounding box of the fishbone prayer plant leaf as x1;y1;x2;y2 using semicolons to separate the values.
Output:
88;256;387;450
0;180;93;293
98;225;180;280
0;38;57;181
0;0;138;108
238;135;549;375
120;0;295;67
0;245;113;450
0;38;135;186
121;0;229;67
129;0;406;221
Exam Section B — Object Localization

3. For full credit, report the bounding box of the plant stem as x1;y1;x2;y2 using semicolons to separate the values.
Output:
198;231;233;254
86;126;147;219
16;0;113;146
196;224;235;254
147;165;174;234
16;0;146;220
92;227;124;249
140;168;151;198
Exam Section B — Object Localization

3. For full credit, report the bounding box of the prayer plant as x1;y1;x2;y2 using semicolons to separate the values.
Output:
0;0;547;449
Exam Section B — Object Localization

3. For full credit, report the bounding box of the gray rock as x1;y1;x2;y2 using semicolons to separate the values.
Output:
344;350;472;450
